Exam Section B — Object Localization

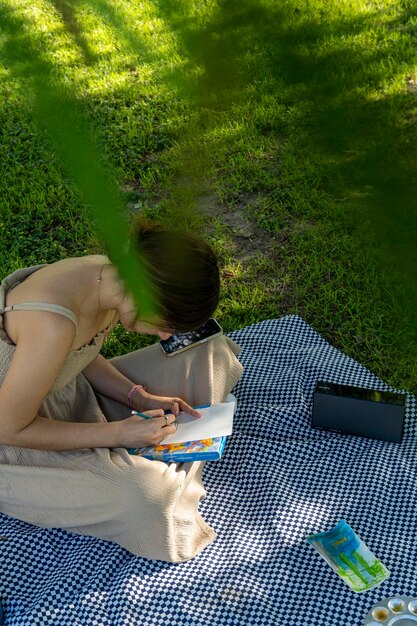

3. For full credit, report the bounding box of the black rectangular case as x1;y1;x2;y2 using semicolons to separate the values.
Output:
312;381;406;443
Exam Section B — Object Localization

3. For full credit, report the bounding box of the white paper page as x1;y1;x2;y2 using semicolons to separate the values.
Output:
160;401;235;445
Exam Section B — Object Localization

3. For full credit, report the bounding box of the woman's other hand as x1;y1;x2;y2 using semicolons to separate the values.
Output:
133;390;202;419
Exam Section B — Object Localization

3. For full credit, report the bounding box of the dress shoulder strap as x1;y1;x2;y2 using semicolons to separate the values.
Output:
0;301;78;330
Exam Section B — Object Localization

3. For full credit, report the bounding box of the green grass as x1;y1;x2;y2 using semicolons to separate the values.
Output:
0;0;416;392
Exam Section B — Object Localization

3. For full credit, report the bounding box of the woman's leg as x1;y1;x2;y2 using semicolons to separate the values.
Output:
97;335;243;421
0;445;214;562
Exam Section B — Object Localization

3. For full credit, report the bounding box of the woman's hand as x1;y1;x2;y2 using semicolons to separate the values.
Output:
114;409;178;448
133;389;202;419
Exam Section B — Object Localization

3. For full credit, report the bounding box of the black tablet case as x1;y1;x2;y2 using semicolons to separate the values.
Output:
312;381;406;443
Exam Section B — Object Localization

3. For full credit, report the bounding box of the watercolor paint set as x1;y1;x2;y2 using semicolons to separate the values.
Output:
363;597;417;625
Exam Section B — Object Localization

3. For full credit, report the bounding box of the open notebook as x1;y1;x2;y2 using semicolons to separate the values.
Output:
128;396;236;462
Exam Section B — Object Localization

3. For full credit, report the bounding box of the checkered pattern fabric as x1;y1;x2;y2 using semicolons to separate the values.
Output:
0;316;415;626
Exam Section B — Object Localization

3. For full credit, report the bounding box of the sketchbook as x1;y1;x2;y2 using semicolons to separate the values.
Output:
159;401;235;445
128;400;235;462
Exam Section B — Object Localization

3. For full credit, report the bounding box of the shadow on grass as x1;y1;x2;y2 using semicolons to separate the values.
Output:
1;0;416;355
158;0;417;348
50;0;97;65
259;3;417;346
0;1;158;316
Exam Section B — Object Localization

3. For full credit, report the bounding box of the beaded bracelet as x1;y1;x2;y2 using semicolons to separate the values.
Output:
127;384;145;409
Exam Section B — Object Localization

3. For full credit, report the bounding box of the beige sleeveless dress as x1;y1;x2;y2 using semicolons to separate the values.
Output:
0;265;243;562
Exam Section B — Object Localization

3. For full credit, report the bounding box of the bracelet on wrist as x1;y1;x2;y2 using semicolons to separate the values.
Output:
127;384;146;409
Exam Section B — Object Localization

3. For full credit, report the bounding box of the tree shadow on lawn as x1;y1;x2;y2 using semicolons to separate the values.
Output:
162;0;417;351
3;0;415;285
1;0;416;380
261;3;417;348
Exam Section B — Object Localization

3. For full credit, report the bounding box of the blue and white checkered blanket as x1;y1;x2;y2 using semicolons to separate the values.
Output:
1;316;416;626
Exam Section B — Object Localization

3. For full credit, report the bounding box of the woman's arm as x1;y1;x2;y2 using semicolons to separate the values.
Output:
0;410;178;451
82;354;141;408
83;353;202;418
0;311;176;450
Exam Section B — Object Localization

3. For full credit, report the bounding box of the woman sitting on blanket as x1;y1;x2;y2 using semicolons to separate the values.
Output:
0;221;243;562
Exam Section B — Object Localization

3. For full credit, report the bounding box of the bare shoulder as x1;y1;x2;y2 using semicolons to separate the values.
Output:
4;254;108;347
7;255;107;308
15;307;77;348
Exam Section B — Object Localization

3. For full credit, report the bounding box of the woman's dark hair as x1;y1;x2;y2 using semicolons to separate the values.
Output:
132;220;220;332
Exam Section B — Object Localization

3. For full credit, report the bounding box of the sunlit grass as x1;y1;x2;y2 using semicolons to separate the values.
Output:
1;0;417;391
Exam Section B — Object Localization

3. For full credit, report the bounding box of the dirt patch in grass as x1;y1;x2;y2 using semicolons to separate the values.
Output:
197;191;295;311
199;192;276;261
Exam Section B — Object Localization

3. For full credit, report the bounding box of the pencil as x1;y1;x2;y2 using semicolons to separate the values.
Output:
131;410;153;420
